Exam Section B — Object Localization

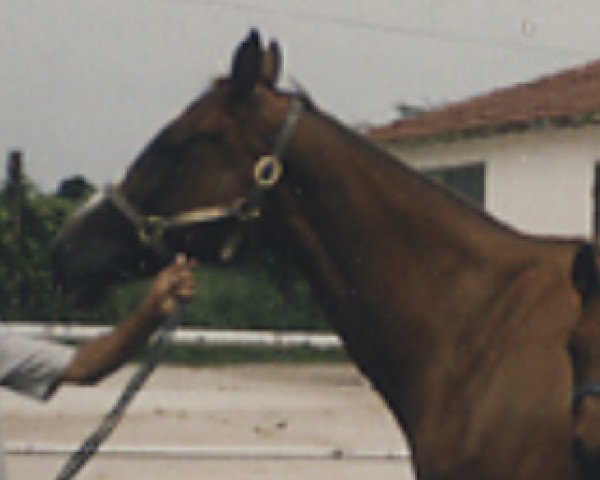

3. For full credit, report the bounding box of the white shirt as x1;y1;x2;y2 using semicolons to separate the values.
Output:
0;328;75;479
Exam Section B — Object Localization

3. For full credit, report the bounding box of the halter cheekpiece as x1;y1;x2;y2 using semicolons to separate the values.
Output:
104;96;304;261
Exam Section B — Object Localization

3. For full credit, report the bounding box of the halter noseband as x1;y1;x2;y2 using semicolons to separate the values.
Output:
104;96;304;261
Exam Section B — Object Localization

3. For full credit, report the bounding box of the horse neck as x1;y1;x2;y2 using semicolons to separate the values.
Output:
268;107;556;429
275;107;529;313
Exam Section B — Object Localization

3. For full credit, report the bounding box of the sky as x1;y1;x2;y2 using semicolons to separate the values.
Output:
1;0;600;191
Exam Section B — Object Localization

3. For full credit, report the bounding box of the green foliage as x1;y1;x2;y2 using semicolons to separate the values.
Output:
0;174;329;332
187;254;328;330
0;179;78;320
90;253;329;331
158;345;347;366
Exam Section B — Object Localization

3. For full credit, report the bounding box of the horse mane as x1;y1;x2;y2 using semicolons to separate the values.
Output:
298;94;531;241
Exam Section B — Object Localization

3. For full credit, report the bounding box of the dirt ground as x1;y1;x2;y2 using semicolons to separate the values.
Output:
2;363;415;480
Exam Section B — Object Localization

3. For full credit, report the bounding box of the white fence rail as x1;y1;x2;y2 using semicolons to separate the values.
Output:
5;442;409;462
1;322;343;350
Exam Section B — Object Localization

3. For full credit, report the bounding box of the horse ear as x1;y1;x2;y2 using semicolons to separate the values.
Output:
230;29;262;100
261;40;282;87
572;244;600;305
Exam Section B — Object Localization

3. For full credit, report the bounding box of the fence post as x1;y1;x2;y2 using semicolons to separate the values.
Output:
7;150;25;312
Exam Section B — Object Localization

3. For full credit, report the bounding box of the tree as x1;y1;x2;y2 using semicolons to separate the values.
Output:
56;175;96;200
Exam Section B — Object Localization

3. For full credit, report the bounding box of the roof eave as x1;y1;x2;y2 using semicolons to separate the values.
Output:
370;112;600;146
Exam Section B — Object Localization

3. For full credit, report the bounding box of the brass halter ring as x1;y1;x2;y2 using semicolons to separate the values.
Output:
254;155;283;188
104;96;304;261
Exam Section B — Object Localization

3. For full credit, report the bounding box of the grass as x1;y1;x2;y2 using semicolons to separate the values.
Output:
146;345;349;366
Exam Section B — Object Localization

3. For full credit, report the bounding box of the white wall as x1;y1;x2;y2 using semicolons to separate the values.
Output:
383;125;600;238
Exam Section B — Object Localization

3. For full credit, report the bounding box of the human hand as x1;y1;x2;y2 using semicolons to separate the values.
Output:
143;253;196;319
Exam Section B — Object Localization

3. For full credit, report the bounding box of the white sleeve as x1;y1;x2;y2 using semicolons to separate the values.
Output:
0;329;75;401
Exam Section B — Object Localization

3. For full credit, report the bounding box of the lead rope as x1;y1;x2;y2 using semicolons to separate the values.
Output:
54;296;183;479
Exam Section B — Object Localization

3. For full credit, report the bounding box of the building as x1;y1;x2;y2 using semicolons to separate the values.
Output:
368;60;600;238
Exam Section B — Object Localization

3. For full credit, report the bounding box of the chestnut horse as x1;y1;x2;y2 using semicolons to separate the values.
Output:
53;30;594;479
569;245;600;478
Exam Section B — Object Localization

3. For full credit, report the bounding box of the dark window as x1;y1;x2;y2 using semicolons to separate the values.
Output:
423;162;485;208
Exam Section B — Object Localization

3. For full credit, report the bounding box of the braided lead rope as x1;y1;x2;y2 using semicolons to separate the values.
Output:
54;303;183;480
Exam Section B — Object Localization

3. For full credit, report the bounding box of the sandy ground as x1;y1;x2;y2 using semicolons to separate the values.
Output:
2;363;415;480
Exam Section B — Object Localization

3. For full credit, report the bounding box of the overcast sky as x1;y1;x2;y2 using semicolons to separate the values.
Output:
2;0;600;190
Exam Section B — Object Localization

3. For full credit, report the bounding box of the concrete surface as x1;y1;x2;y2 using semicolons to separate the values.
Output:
2;363;415;480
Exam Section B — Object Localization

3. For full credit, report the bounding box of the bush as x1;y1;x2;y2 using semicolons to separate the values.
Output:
92;253;329;331
187;254;328;331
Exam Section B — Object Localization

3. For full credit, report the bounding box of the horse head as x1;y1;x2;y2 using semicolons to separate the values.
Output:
52;30;303;301
569;243;600;472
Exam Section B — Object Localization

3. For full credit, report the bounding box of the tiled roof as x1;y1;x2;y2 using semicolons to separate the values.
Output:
368;59;600;143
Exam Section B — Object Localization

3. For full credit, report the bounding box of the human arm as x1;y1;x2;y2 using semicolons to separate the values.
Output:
58;253;195;386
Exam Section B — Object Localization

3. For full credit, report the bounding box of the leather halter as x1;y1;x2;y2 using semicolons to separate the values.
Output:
104;96;304;261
